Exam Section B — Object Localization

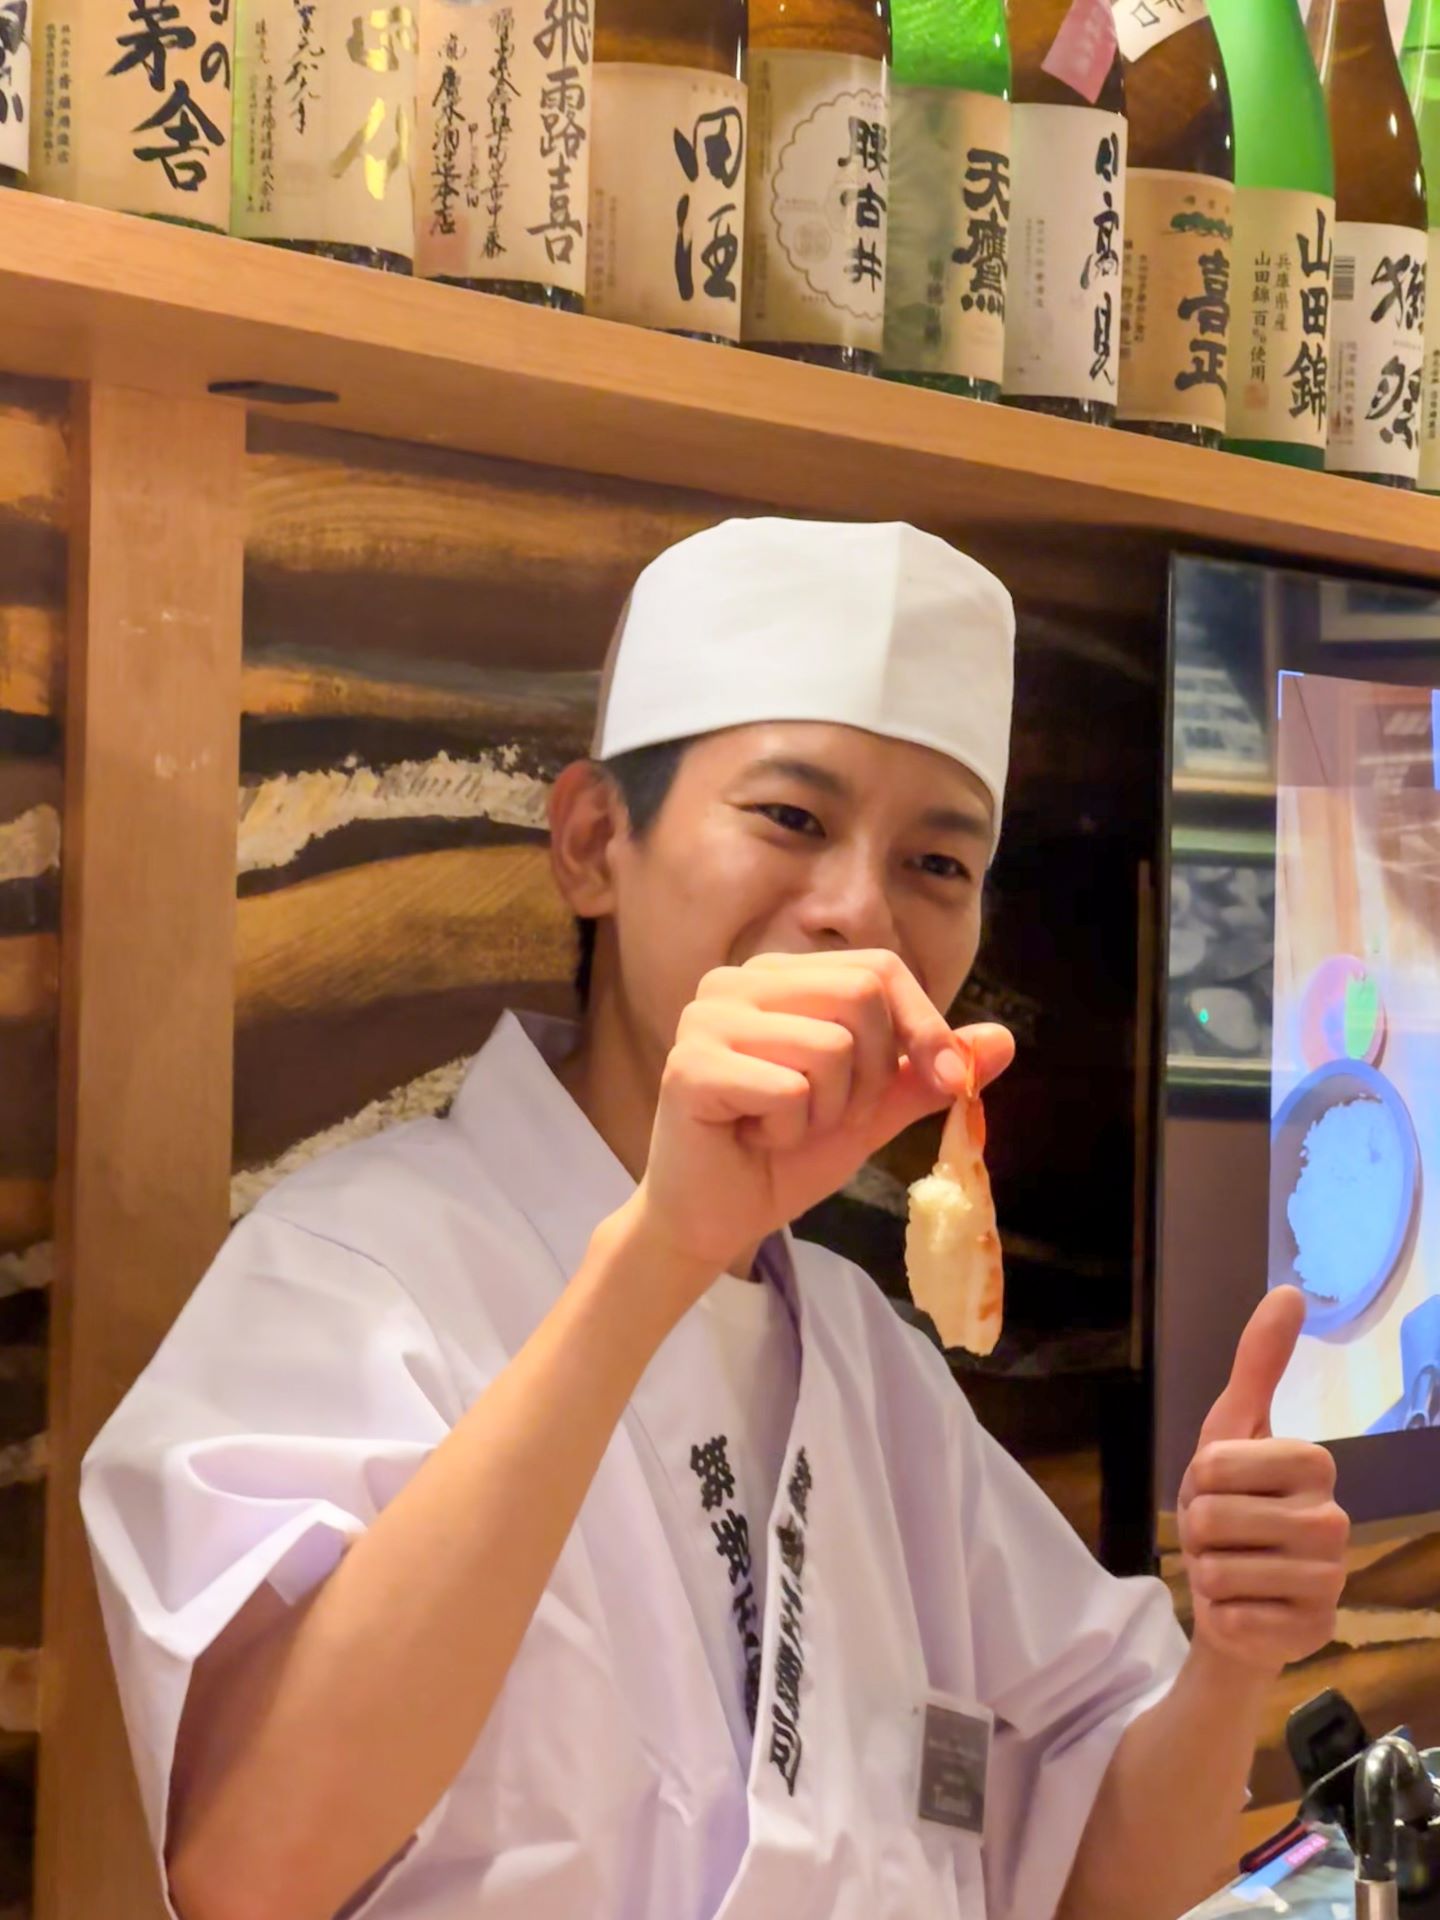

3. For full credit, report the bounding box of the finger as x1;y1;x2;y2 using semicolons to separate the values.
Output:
1200;1287;1307;1446
1190;1553;1345;1609
690;1006;859;1135
746;950;958;1097
1180;1492;1350;1560
857;1057;953;1160
1183;1437;1337;1504
961;1023;1016;1094
704;962;899;1114
664;1041;811;1149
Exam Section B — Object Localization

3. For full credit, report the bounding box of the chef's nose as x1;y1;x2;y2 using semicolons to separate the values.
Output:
796;848;899;954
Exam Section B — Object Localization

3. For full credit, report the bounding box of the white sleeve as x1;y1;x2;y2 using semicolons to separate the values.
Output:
80;1208;462;1908
957;1408;1189;1920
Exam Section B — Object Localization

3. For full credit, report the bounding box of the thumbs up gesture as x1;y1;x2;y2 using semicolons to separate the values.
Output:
1178;1288;1350;1675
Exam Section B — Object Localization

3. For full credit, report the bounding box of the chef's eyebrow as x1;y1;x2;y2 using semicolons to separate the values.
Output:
742;756;991;841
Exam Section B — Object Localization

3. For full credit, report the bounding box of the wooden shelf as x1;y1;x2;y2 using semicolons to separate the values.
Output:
1173;774;1276;801
6;191;1440;578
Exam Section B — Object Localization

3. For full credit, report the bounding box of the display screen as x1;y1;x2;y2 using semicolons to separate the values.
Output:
1157;558;1440;1527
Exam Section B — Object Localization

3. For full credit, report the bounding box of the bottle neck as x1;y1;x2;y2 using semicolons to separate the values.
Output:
1403;0;1440;54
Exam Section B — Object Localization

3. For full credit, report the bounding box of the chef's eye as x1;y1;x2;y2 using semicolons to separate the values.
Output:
752;803;824;838
915;853;973;883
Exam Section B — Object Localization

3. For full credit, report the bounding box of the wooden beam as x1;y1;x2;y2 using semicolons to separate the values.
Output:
36;384;244;1920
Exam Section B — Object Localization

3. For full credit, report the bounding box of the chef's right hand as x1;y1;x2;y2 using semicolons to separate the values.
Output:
629;951;1013;1292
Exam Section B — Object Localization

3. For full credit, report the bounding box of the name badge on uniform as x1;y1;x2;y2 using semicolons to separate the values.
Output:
916;1691;993;1838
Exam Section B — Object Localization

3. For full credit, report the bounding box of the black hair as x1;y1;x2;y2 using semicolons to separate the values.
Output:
574;737;696;1008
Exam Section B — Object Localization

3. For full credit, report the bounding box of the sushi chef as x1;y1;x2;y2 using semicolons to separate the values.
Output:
82;520;1348;1920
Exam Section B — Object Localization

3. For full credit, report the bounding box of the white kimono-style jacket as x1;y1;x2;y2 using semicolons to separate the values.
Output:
82;1012;1188;1920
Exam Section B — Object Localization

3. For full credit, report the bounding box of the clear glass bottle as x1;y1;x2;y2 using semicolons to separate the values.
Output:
1207;0;1336;468
588;0;747;342
232;0;417;272
1311;0;1428;488
744;0;893;374
881;0;1010;400
1116;4;1235;450
416;0;593;311
1003;0;1128;426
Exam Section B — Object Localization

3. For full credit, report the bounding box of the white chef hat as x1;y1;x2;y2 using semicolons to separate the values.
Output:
593;518;1015;850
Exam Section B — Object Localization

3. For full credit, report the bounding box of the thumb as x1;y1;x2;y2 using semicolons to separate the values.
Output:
1200;1286;1306;1446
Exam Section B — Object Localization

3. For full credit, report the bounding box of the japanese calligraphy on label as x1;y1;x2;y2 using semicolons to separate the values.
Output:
743;48;889;352
1111;0;1208;65
1118;168;1233;433
1421;228;1440;492
1004;103;1127;406
883;86;1009;387
1326;219;1427;482
1227;186;1334;453
416;0;591;294
587;63;745;338
233;3;416;263
0;1;31;176
29;0;233;228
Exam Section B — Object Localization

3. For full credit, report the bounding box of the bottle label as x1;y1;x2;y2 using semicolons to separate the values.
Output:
1326;219;1427;480
1111;0;1209;65
1041;0;1118;106
1004;103;1127;405
587;64;745;337
883;86;1010;386
1119;167;1233;432
30;0;233;228
233;2;417;260
0;1;30;176
416;0;592;293
1227;186;1334;452
1421;227;1440;492
743;48;890;351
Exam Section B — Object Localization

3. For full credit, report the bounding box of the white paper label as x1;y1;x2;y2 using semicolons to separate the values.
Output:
0;0;31;175
882;86;1009;385
1421;227;1440;491
416;0;593;293
1326;220;1427;480
1227;186;1334;451
233;2;417;260
744;48;890;351
1004;102;1126;404
1112;0;1208;64
588;64;746;338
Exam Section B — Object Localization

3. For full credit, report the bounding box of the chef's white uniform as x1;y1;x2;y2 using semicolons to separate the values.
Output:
82;1012;1188;1920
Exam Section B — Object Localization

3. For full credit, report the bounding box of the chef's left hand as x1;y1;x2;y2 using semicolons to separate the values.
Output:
1178;1286;1349;1676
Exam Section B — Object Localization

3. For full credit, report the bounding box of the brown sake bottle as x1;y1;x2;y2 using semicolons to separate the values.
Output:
744;0;894;374
416;0;595;312
1003;0;1128;424
589;0;747;341
1310;0;1429;486
1117;6;1235;449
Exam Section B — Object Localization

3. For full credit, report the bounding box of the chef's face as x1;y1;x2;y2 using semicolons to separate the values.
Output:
552;721;994;1062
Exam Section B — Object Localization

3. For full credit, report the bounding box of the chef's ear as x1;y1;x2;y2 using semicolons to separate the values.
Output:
549;760;623;918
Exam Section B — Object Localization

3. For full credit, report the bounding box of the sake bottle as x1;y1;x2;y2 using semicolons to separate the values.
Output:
0;0;30;188
232;0;417;272
588;0;746;342
416;0;593;310
28;0;234;229
1003;0;1128;425
1401;0;1440;489
1207;0;1335;469
881;0;1010;399
1311;0;1428;487
744;0;893;374
1115;2;1235;450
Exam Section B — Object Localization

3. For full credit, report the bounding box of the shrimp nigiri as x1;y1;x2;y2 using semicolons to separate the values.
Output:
904;1064;1004;1357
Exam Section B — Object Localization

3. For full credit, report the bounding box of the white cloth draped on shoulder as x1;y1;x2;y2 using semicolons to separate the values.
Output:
82;1011;1187;1920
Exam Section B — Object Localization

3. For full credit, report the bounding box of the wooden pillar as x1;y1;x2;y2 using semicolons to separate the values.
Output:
36;385;245;1920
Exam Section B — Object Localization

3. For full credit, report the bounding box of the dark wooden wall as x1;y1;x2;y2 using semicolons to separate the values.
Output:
0;372;62;1920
